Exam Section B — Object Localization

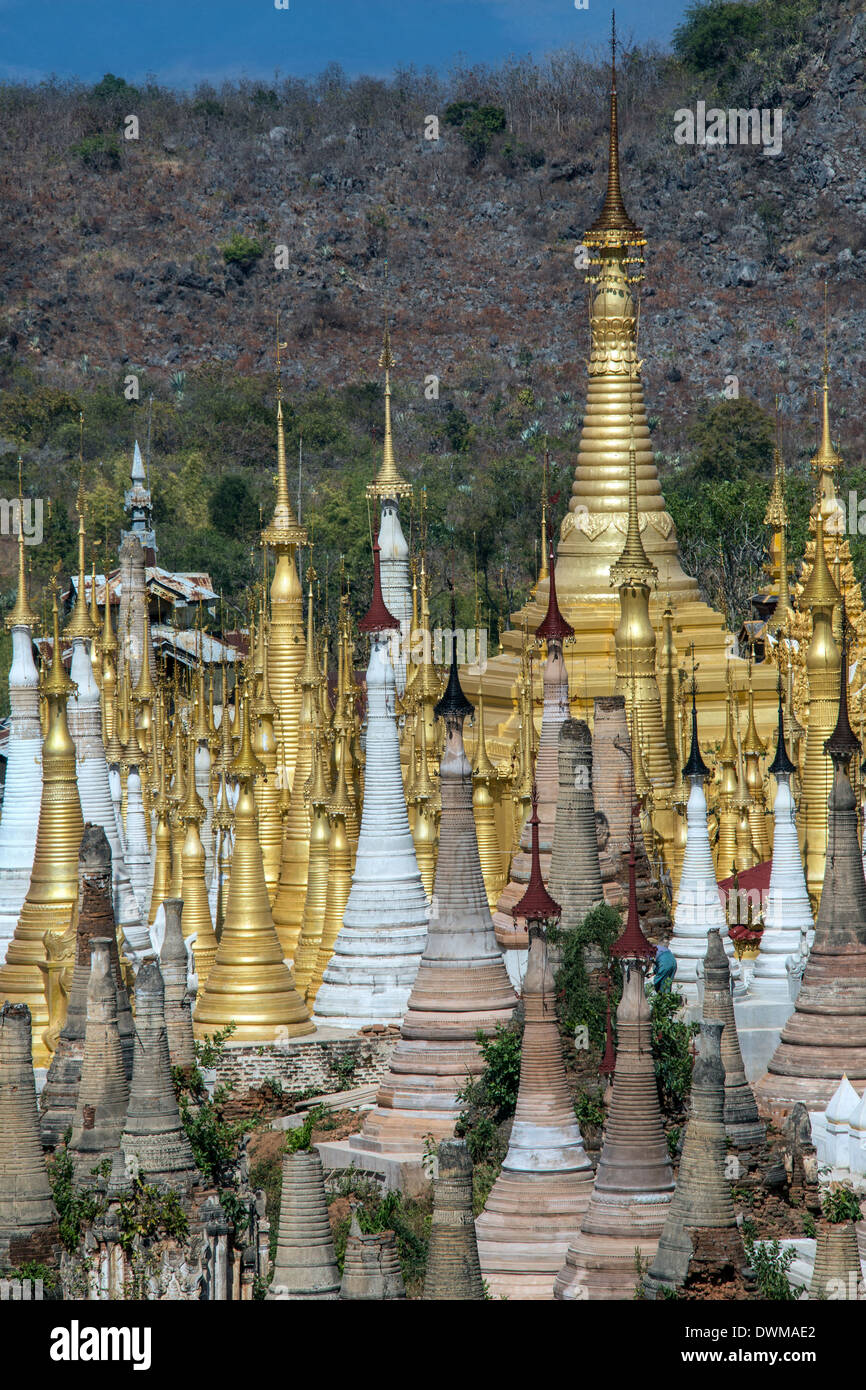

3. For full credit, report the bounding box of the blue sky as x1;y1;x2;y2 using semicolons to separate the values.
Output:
0;0;692;87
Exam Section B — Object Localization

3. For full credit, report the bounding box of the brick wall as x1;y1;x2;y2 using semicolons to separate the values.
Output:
210;1035;397;1096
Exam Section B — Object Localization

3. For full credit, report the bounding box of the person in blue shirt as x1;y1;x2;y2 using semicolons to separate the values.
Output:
652;942;677;992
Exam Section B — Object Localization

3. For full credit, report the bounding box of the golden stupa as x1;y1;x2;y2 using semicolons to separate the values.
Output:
193;687;312;1041
469;30;782;880
0;580;85;1064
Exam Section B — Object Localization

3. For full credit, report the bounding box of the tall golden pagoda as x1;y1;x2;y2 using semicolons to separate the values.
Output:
252;607;284;900
271;562;318;958
261;321;308;788
741;670;769;860
0;581;85;1063
799;509;841;904
470;688;507;910
179;728;219;986
471;18;778;855
310;725;354;1004
292;720;332;996
193;688;313;1040
149;750;173;926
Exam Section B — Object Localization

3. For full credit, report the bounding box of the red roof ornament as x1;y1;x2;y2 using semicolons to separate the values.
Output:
610;824;654;960
358;535;399;635
535;538;574;643
514;783;561;922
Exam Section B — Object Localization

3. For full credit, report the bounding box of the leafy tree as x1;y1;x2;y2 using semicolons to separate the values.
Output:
688;397;774;482
208;474;259;540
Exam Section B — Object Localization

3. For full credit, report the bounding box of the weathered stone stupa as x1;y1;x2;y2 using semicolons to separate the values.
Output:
476;925;595;1299
0;1003;57;1266
494;541;573;959
548;719;604;929
700;930;765;1149
119;959;199;1194
159;899;196;1075
68;938;131;1186
39;826;134;1147
644;1020;749;1297
325;641;515;1170
0;516;43;965
313;541;428;1029
591;695;663;926
423;1139;485;1300
340;1209;406;1300
755;647;866;1117
555;843;675;1300
267;1149;340;1300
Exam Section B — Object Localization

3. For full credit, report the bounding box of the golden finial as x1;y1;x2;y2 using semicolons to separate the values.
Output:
179;727;206;821
230;684;265;782
584;10;644;245
610;394;656;586
262;315;307;549
802;499;841;611
473;687;496;780
6;457;38;630
366;313;412;501
133;603;158;702
44;573;75;699
64;477;98;641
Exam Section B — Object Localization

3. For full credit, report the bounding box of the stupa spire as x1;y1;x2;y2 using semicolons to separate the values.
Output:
587;12;642;239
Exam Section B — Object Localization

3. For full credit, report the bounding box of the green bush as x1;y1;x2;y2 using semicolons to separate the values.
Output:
822;1185;864;1225
548;902;623;1050
221;233;265;271
650;988;698;1114
455;1021;523;1164
208;474;259;540
742;1221;798;1300
443;100;507;164
70;134;121;171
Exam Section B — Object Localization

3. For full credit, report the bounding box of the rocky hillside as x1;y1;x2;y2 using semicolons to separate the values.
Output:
0;0;863;629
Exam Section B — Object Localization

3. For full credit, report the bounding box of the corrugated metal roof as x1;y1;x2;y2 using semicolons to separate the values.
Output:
152;624;239;664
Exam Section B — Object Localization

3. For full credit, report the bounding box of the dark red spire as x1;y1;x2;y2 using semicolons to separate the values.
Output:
535;538;574;643
358;536;399;635
514;783;561;922
611;825;654;960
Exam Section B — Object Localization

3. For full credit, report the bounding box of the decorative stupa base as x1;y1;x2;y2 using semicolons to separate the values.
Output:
316;1138;432;1196
311;924;427;1030
554;1185;673;1300
755;1065;866;1124
733;996;796;1083
475;1170;592;1300
643;1224;751;1299
0;902;75;1065
340;1226;406;1299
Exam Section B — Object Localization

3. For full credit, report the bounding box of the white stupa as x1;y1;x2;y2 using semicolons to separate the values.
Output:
365;324;413;695
123;726;152;923
0;521;43;964
313;541;428;1028
735;693;816;1081
64;505;148;958
669;691;730;1002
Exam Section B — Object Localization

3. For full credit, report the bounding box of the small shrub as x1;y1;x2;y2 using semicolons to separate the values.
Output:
822;1185;864;1224
284;1105;328;1154
742;1222;798;1300
70;134;122;171
220;233;265;271
650;988;698;1114
548;902;623;1049
574;1088;605;1131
